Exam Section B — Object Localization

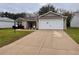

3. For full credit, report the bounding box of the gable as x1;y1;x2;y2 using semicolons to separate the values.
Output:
39;11;63;19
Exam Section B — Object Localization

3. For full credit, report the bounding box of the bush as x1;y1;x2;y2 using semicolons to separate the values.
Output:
12;25;24;29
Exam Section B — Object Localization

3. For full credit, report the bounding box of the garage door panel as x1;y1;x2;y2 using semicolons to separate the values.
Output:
39;19;64;29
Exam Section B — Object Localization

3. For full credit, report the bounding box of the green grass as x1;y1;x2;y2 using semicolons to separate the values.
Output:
65;28;79;44
0;29;33;47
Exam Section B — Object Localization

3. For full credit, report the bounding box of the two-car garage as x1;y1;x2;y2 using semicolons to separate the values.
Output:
39;19;64;29
38;11;66;29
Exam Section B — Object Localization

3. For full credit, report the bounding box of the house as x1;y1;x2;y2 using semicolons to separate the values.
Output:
17;11;67;29
0;17;14;28
16;15;37;29
70;12;79;27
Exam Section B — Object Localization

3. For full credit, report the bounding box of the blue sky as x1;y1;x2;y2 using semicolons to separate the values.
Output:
0;3;79;13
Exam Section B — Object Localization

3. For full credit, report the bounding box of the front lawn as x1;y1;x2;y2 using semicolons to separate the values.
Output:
65;28;79;44
0;29;33;47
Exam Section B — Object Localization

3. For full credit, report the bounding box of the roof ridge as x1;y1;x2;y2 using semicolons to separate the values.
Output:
39;11;66;18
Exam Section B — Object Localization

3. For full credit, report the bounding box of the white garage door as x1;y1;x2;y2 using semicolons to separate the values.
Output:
39;19;64;29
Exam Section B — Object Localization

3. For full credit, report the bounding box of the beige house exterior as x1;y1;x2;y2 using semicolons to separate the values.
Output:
17;11;67;29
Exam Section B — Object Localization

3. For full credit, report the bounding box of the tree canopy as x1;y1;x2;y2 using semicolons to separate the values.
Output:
38;4;57;15
0;12;26;20
62;11;73;28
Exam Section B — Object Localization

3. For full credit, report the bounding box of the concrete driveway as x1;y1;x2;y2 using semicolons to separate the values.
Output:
0;30;79;55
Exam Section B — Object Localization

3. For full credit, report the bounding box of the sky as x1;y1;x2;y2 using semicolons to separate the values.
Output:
0;3;79;13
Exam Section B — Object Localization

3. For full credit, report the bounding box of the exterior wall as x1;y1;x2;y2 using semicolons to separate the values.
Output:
71;15;79;27
38;19;64;29
22;21;27;29
36;20;39;29
61;18;66;29
0;21;14;28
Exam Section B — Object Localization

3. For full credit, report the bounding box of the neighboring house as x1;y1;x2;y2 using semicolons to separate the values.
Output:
71;12;79;27
0;17;14;28
17;11;67;29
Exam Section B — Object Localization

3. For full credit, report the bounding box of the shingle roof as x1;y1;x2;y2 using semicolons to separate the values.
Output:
39;11;67;19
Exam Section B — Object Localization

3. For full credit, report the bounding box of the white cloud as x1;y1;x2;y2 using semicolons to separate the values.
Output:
39;3;48;6
26;10;33;13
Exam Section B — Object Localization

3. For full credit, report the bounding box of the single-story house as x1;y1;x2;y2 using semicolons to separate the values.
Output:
70;12;79;27
0;17;14;28
17;11;67;29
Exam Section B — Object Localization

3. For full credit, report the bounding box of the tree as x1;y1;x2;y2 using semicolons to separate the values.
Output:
62;11;73;28
0;12;5;17
38;4;57;15
0;12;26;20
